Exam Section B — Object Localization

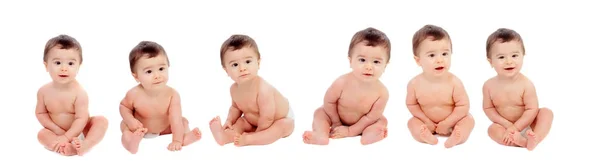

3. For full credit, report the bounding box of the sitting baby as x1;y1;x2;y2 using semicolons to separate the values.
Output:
119;41;201;154
303;27;391;145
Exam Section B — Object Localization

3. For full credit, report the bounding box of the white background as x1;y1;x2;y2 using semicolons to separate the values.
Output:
1;0;598;163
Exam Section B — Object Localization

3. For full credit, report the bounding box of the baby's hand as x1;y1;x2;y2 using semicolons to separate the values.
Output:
167;141;182;151
56;135;70;145
435;121;452;135
330;126;349;139
424;121;437;132
223;122;233;130
127;119;144;131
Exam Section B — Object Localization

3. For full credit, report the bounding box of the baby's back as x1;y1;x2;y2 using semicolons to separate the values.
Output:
336;75;384;125
486;76;529;122
412;74;456;123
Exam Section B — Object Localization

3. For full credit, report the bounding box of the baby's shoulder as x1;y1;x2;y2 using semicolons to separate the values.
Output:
407;74;423;87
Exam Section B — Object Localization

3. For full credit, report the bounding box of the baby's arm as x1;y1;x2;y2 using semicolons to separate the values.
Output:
482;82;513;128
323;77;345;127
348;88;388;136
168;91;184;143
406;80;433;124
119;91;140;130
64;90;90;139
440;78;470;126
224;85;242;126
256;86;276;132
513;81;539;131
35;88;65;134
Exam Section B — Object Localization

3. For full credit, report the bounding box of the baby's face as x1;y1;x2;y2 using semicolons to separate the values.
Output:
44;48;81;84
414;37;452;77
488;40;524;78
348;41;388;82
223;47;260;84
133;54;169;90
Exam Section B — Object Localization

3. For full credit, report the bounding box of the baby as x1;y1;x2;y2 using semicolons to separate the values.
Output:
119;41;201;154
209;34;294;147
302;27;391;145
483;28;553;151
406;25;474;148
35;34;108;156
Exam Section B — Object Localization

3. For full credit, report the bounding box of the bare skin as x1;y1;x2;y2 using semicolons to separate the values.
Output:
120;85;201;154
406;73;474;148
303;73;389;145
36;82;108;156
209;77;294;146
484;74;554;150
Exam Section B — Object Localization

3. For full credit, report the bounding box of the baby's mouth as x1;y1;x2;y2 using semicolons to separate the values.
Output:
363;73;373;76
504;67;515;70
59;75;68;77
435;66;444;70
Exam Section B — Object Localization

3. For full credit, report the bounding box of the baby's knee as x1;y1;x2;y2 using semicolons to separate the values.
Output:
93;116;109;127
313;107;326;117
539;108;554;119
182;117;189;125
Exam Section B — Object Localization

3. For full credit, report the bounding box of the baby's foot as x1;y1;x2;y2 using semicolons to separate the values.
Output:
360;128;388;145
59;142;78;156
526;130;538;151
209;117;232;146
509;130;527;147
124;128;146;154
302;131;329;145
444;129;462;148
72;137;87;156
420;125;438;145
233;133;248;147
183;127;202;146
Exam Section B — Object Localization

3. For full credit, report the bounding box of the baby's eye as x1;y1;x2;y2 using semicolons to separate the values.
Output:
232;63;238;67
245;60;252;64
512;54;519;58
442;52;448;56
359;58;366;62
498;56;504;59
374;60;381;64
428;54;435;57
54;61;61;65
68;62;74;66
159;67;164;71
146;70;152;74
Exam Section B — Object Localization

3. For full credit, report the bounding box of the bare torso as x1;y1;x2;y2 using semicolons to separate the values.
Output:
129;85;174;134
42;82;85;131
486;75;529;122
412;74;457;123
336;74;385;125
231;77;289;126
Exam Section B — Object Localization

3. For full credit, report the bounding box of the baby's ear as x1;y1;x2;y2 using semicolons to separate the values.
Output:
487;58;492;67
132;73;139;82
413;55;421;66
43;61;48;70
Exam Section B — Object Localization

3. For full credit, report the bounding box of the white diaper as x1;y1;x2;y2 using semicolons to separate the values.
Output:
286;105;295;119
520;126;532;137
144;133;160;139
77;133;85;141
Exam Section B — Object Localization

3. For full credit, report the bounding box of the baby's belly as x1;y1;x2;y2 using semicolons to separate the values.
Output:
243;112;260;126
338;109;366;125
422;106;453;123
137;117;170;134
497;107;525;122
50;113;75;130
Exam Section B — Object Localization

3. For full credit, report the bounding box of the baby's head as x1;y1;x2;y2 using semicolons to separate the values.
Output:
220;34;261;84
129;41;170;89
486;28;525;78
43;34;83;84
412;24;452;77
347;27;391;82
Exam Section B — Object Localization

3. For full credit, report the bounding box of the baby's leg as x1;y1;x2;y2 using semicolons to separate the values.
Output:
120;121;146;154
487;123;518;147
209;116;254;146
303;107;332;145
71;116;108;156
38;128;62;152
360;116;388;145
407;117;437;145
445;114;475;148
526;107;554;150
180;117;201;146
234;117;294;146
